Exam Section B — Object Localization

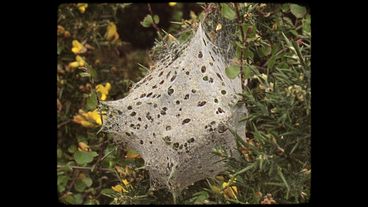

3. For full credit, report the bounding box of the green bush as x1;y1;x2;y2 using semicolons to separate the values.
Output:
57;3;310;204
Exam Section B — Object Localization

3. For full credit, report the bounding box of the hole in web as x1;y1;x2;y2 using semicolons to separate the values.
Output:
158;71;164;77
136;101;142;105
218;107;225;113
173;142;179;150
127;106;132;110
221;90;227;95
170;75;176;82
203;76;208;81
168;87;174;96
166;71;171;79
198;51;203;58
176;100;180;105
159;80;164;85
182;118;191;124
201;66;206;73
184;94;189;100
140;93;146;98
163;136;172;145
191;89;196;93
130;112;136;116
185;71;190;75
216;73;223;81
197;101;207;107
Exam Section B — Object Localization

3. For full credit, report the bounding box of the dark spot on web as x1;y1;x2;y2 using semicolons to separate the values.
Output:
197;101;207;107
201;66;206;73
168;87;174;96
198;51;203;58
182;118;191;124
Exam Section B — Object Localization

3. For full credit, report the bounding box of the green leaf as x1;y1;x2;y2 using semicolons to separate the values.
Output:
225;65;241;79
57;148;63;159
79;72;91;78
290;4;306;18
140;14;153;28
82;176;93;187
221;3;236;20
85;91;97;111
101;188;117;198
68;145;77;154
260;45;272;57
57;175;70;193
74;179;87;192
302;14;311;35
244;48;254;60
235;41;245;49
73;193;84;204
190;191;209;204
281;4;290;12
243;65;254;79
73;151;98;165
63;194;75;204
153;15;160;24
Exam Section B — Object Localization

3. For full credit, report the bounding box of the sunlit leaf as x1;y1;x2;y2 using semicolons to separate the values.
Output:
225;65;241;79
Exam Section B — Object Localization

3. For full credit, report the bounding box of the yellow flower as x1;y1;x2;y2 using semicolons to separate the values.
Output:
77;3;88;14
222;179;238;200
105;22;120;42
68;55;86;69
71;40;87;54
78;142;91;152
73;109;102;128
112;184;127;193
96;83;111;101
122;179;130;186
168;2;177;7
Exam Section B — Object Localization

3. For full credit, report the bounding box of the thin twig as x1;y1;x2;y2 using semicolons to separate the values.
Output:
58;119;71;128
235;3;246;92
91;138;109;172
147;3;163;40
66;169;80;192
57;165;114;172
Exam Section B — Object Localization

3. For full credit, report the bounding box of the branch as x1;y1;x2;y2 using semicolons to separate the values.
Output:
57;165;114;172
58;119;71;129
234;3;246;92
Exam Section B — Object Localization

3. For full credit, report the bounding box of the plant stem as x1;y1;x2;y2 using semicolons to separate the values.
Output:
235;3;246;92
57;165;114;172
147;4;163;40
